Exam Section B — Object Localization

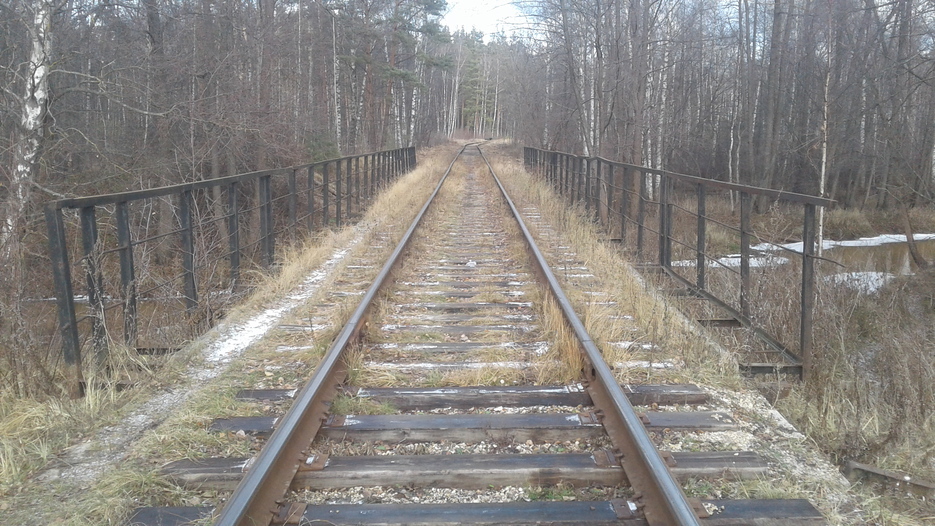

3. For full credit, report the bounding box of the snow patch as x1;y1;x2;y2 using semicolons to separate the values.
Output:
826;271;896;294
37;227;368;486
756;233;935;253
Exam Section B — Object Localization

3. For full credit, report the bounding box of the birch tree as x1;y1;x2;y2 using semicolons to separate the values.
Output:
4;0;54;301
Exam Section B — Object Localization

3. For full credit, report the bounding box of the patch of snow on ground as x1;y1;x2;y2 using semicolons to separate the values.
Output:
671;254;789;268
38;227;368;486
826;271;896;294
755;233;935;253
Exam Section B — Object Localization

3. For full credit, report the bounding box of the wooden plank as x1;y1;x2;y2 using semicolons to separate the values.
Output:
355;385;591;410
301;501;624;525
162;450;767;491
367;342;546;353
207;410;734;440
842;459;935;497
397;302;532;312
299;452;625;489
622;384;709;406
317;412;736;442
667;451;767;480
137;497;821;525
740;363;804;376
379;324;535;334
401;281;528;289
387;314;537;324
298;498;825;525
705;498;825;524
644;411;737;431
235;389;296;402
126;506;213;526
209;417;278;437
352;384;707;410
319;413;604;443
162;457;252;490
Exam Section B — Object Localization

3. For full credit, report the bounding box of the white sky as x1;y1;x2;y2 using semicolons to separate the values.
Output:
441;0;525;40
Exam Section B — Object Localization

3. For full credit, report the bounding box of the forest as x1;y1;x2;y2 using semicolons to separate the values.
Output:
3;0;935;393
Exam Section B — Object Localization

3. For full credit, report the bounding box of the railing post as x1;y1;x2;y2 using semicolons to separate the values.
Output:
696;184;707;290
562;154;569;196
80;206;107;364
659;172;669;267
288;168;297;236
740;192;752;318
115;201;137;348
179;190;198;312
636;169;646;260
259;174;275;267
306;166;315;232
383;151;389;183
800;203;817;382
322;162;330;227
584;158;592;214
46;206;83;397
376;153;383;190
619;165;629;246
354;156;361;213
228;182;241;285
335;159;343;226
599;160;609;227
568;155;574;197
179;189;197;312
553;151;559;190
362;155;370;201
345;157;353;218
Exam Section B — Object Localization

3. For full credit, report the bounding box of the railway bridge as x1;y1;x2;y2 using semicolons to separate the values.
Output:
44;142;832;525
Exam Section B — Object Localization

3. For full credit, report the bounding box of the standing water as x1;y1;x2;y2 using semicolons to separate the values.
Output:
821;234;935;274
814;234;935;293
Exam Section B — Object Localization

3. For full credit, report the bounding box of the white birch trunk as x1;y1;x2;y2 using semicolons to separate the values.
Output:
5;1;52;261
332;15;342;148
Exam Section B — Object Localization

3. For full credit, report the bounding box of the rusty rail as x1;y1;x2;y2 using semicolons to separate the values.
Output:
480;147;700;525
46;147;415;396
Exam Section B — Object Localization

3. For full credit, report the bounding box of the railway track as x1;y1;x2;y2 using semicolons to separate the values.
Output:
130;146;825;525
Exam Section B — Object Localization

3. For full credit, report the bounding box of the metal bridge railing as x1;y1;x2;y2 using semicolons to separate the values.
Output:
46;147;416;396
523;146;834;381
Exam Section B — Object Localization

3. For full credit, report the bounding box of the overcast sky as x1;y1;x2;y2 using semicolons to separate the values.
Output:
441;0;526;40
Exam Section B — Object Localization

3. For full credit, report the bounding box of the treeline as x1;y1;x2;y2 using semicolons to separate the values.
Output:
4;1;935;294
5;1;935;257
516;0;935;210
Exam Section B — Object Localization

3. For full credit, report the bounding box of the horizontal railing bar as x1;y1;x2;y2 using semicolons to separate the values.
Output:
50;149;406;210
528;148;833;206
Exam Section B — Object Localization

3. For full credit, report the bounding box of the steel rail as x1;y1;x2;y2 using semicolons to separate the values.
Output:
213;145;470;526
478;146;701;525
